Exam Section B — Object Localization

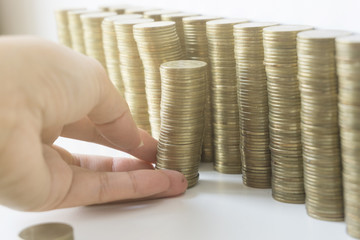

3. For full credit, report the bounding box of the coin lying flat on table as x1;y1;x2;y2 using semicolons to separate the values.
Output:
19;223;73;240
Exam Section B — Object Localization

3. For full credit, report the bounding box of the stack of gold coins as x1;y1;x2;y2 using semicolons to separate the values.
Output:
183;16;222;163
134;21;184;139
108;5;131;14
144;10;180;21
207;18;248;173
80;12;117;69
336;35;360;238
263;25;313;201
234;22;278;188
102;14;142;95
125;7;160;15
156;60;207;188
297;29;351;221
99;5;111;11
68;9;100;54
114;18;154;133
161;13;200;52
55;8;84;47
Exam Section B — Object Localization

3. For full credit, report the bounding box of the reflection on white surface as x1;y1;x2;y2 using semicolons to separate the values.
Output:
0;137;352;240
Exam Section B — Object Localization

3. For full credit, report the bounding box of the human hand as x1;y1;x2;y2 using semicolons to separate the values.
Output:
0;36;187;211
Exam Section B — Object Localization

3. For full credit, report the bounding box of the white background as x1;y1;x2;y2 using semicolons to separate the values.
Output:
0;0;358;239
0;0;359;40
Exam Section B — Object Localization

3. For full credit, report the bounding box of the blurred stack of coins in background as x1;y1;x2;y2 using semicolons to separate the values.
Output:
207;19;248;173
156;60;207;188
134;21;184;139
234;22;277;188
68;9;100;54
108;5;129;14
263;25;313;201
102;14;142;95
55;8;84;47
162;13;200;52
297;29;351;221
144;10;180;21
114;18;154;133
125;7;160;14
183;16;222;162
81;12;117;69
336;35;360;238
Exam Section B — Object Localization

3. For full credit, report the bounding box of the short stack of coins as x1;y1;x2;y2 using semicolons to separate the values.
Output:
234;22;278;188
144;10;180;21
183;16;222;163
102;14;142;95
263;25;313;201
297;29;351;221
114;18;154;133
336;35;360;238
68;9;99;54
162;13;200;52
156;60;207;188
55;8;83;47
207;18;248;173
81;12;117;69
134;21;184;139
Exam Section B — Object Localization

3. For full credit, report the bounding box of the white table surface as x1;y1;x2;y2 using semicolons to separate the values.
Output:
0;138;353;240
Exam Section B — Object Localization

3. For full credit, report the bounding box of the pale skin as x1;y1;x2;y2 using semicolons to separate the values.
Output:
0;36;187;212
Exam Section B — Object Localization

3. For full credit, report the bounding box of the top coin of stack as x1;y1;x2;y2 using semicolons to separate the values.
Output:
263;25;313;200
81;12;117;69
134;21;184;139
336;34;360;239
19;223;74;240
234;22;278;188
102;14;142;95
156;60;207;188
68;9;101;54
161;13;201;53
114;18;154;134
125;7;160;14
55;8;85;48
144;10;180;21
207;18;248;173
297;29;351;221
183;16;222;163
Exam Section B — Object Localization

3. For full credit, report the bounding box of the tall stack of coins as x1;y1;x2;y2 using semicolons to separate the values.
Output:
134;21;184;139
68;9;100;54
161;13;200;52
114;18;154;133
336;35;360;238
183;16;222;163
234;22;278;188
81;12;117;69
102;14;142;95
156;60;207;188
144;10;180;21
55;8;84;47
297;29;351;221
125;7;160;15
263;25;313;200
207;18;248;173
